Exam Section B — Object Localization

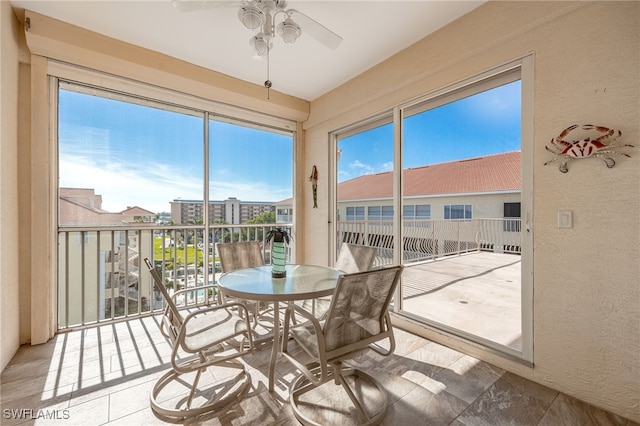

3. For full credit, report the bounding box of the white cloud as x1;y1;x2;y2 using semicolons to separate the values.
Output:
380;161;394;172
59;154;290;213
347;159;393;177
349;160;375;175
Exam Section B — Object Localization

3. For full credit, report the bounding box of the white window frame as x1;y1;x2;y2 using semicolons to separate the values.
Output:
49;62;298;328
444;204;473;220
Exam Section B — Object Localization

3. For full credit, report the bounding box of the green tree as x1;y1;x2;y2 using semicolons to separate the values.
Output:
188;216;204;245
249;211;276;224
246;211;276;240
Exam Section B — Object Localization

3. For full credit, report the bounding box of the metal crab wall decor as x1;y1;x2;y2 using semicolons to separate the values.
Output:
544;124;633;173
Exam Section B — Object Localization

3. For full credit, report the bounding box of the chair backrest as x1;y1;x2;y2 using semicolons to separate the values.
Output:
323;265;403;352
335;243;378;273
144;257;183;341
217;241;265;272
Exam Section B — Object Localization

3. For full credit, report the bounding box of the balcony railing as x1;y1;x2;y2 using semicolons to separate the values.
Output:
57;223;292;330
337;218;521;266
58;218;519;330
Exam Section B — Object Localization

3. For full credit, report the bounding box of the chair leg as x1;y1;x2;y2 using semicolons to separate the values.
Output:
334;365;388;425
289;363;388;426
150;357;251;420
185;368;202;409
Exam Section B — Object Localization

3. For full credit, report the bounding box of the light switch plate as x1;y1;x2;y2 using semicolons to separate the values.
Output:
558;210;572;229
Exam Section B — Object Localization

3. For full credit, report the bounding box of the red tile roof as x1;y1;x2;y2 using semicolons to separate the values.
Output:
338;151;521;201
121;206;155;215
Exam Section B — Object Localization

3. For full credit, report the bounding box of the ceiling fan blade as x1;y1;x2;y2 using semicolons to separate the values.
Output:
171;0;243;13
288;9;343;49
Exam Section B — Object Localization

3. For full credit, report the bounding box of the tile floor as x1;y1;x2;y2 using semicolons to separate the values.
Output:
1;316;636;426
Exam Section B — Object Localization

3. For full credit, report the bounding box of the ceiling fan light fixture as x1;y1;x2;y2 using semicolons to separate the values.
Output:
276;17;301;43
238;4;264;30
250;33;271;56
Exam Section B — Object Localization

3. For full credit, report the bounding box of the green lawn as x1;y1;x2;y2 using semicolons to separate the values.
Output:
153;237;211;268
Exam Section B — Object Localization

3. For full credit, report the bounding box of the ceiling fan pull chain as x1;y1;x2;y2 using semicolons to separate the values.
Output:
264;47;272;99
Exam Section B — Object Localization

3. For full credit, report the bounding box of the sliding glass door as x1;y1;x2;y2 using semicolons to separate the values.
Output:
335;115;396;268
332;60;533;361
400;71;524;353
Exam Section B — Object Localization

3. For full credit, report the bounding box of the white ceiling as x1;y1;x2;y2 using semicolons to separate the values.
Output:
10;0;484;101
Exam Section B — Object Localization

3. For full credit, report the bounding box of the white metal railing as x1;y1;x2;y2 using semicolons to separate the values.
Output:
57;223;293;330
337;218;521;266
59;219;518;329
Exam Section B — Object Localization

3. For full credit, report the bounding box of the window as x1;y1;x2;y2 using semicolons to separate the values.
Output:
403;204;431;219
444;204;472;220
368;206;394;221
277;207;293;223
58;84;204;227
209;118;293;225
346;206;364;221
56;75;295;326
57;81;293;227
382;206;394;220
504;202;521;232
368;206;381;220
335;117;395;265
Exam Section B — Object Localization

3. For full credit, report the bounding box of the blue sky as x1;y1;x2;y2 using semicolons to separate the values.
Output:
338;80;521;182
59;90;293;213
59;80;520;213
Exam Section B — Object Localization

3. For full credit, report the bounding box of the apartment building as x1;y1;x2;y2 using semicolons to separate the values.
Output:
170;197;275;225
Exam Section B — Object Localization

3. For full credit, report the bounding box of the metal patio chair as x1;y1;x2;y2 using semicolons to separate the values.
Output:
216;241;270;329
304;243;379;318
335;242;378;273
144;258;254;420
282;265;403;426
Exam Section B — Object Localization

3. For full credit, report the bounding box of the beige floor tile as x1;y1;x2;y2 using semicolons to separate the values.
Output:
455;372;558;426
0;387;74;426
538;393;639;426
108;380;158;422
382;381;469;426
3;315;635;426
431;354;504;404
64;394;111;426
102;406;159;426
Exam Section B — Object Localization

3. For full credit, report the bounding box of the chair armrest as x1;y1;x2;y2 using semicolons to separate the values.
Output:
284;303;322;326
179;301;254;353
284;303;324;336
282;304;330;385
169;301;254;374
182;301;251;321
367;311;396;356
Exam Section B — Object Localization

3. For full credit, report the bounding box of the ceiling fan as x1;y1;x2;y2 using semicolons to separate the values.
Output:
171;0;343;57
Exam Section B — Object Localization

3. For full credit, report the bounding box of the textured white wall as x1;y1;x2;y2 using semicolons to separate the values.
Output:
532;3;639;415
302;1;639;421
0;2;21;371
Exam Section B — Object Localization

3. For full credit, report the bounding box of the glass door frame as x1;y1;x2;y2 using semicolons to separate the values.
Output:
329;56;534;363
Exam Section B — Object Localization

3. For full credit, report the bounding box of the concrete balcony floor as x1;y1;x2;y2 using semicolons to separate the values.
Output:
401;251;523;351
2;313;635;425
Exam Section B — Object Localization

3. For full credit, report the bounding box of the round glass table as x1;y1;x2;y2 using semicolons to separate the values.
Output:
218;264;343;392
